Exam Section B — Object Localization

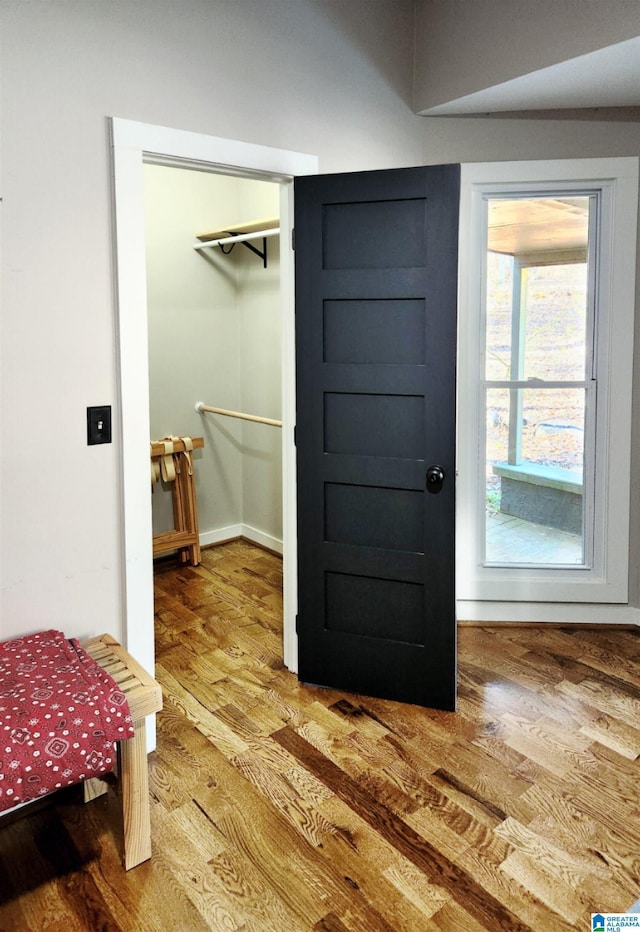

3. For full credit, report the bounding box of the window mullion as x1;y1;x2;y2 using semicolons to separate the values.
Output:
483;380;591;390
508;260;526;465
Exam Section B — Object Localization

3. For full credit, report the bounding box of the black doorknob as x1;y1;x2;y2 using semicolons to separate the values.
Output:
426;464;445;494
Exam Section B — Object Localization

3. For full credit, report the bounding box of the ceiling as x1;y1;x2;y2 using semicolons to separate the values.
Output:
487;198;589;259
422;36;640;117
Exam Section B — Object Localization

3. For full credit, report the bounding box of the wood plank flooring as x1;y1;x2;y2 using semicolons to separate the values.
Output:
1;539;639;930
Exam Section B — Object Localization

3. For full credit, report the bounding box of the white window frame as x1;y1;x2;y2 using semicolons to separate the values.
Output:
457;159;638;609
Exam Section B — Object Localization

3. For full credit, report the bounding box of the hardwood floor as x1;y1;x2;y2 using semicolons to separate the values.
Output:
1;539;639;930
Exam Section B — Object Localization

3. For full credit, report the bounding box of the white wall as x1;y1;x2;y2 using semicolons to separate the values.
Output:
237;183;283;549
416;116;640;167
414;0;640;113
144;164;282;551
144;166;242;540
0;0;419;641
1;0;639;644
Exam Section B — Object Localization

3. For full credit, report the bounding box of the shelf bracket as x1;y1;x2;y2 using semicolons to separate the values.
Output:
212;234;268;268
194;224;278;269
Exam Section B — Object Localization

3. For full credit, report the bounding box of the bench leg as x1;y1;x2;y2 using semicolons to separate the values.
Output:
120;717;152;869
83;776;109;802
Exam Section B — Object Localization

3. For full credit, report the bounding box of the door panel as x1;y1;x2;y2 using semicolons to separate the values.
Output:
295;165;460;710
324;392;425;458
323;300;426;365
323;198;428;269
325;483;424;553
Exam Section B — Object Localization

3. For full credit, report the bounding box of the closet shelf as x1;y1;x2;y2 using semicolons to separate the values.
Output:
194;216;279;269
196;216;279;243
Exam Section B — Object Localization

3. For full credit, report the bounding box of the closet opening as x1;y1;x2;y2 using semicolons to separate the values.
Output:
143;164;285;654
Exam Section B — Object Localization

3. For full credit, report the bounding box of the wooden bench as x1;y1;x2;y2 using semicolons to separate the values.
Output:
82;634;162;870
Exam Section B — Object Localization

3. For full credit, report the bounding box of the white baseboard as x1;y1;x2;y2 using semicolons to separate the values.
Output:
199;524;283;555
240;524;283;555
199;525;244;548
457;600;640;626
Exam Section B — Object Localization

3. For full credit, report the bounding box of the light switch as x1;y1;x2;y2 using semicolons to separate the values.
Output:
87;406;112;445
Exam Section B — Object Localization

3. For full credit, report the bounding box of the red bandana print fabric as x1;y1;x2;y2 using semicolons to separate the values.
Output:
0;630;135;811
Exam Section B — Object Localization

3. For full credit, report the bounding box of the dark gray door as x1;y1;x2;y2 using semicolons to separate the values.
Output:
295;165;460;710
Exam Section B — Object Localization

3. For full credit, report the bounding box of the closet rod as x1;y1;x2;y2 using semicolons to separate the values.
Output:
195;401;282;428
193;228;280;250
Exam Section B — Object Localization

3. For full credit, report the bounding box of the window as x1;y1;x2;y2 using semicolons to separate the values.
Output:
483;195;592;568
457;160;638;607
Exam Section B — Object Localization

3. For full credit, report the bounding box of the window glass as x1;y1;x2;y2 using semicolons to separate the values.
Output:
483;197;591;567
485;387;585;565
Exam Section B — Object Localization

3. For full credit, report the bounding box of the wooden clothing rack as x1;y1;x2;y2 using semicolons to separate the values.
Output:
151;436;204;565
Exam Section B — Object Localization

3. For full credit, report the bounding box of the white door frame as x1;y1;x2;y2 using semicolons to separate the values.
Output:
110;118;318;694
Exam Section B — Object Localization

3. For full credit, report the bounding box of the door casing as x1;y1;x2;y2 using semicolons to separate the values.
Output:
111;119;318;745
